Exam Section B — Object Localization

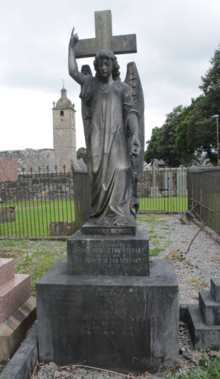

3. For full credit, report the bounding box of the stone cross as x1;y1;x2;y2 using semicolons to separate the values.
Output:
74;10;137;58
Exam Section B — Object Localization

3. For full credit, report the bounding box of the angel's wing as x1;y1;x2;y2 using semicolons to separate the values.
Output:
125;62;145;182
81;65;92;177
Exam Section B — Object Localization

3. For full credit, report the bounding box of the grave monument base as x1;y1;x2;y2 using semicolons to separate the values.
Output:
36;258;179;373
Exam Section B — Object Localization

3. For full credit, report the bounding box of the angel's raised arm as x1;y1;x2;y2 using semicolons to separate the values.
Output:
68;28;86;86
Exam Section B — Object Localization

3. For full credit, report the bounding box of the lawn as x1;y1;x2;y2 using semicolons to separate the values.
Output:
139;195;187;212
0;200;75;237
0;196;187;238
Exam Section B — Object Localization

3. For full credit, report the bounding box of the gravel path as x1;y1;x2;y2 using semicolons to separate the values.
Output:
137;214;220;304
35;215;220;379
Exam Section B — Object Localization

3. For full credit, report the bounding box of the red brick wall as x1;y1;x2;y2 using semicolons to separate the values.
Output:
0;159;18;183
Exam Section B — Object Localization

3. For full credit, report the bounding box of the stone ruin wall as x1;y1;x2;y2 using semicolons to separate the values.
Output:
0;149;59;174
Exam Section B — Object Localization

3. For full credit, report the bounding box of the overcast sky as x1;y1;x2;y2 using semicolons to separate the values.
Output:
0;0;220;152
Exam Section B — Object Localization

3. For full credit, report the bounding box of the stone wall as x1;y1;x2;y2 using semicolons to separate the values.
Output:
0;171;74;203
0;149;59;174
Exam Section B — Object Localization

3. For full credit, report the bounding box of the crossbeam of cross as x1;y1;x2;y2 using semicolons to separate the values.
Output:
74;10;137;59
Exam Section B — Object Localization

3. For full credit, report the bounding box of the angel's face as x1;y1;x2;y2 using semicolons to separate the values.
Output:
97;58;113;78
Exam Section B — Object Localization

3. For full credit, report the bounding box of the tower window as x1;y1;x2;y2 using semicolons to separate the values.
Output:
60;111;64;116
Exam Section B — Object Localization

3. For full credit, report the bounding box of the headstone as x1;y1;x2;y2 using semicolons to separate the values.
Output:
162;170;173;196
36;10;179;373
177;167;187;196
149;168;161;198
0;259;36;362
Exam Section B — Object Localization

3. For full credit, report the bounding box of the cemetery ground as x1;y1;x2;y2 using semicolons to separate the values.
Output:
0;213;220;378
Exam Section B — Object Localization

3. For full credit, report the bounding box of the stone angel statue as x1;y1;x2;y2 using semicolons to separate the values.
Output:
68;29;145;227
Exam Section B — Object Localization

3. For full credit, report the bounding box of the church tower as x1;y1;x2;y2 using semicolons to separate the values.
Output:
52;87;77;171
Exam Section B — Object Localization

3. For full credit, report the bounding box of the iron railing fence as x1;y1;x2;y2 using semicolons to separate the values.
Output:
0;166;75;237
138;167;188;212
188;167;220;234
1;165;219;237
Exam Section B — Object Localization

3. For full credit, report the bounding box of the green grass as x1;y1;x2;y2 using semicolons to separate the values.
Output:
0;195;187;238
139;196;187;212
0;200;75;237
0;239;66;296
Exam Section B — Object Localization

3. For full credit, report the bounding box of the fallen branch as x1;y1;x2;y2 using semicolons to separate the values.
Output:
187;207;220;253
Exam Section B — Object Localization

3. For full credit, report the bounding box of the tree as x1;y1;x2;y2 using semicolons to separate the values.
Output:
175;97;203;164
144;127;162;163
187;47;220;162
158;105;184;167
76;147;87;163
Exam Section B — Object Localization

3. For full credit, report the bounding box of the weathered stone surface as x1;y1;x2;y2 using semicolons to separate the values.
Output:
211;278;220;303
67;230;149;276
36;259;179;372
50;221;76;236
0;259;14;287
179;210;194;225
74;10;137;58
0;274;31;323
199;291;220;325
188;304;220;349
0;207;16;224
0;324;38;379
0;296;36;362
81;221;136;236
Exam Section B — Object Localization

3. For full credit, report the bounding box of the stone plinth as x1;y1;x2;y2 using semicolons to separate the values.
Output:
0;274;31;323
81;221;136;236
0;259;14;287
211;278;220;303
187;278;220;349
67;230;149;276
0;296;36;362
199;291;220;325
36;259;179;373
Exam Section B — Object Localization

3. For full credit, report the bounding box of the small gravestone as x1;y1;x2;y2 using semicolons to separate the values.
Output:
162;170;174;196
149;168;161;197
0;259;36;363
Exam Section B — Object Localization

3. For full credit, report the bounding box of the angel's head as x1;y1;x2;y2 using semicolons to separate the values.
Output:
93;50;121;81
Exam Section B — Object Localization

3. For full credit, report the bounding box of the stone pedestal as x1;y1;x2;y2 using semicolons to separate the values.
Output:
0;259;36;362
37;228;179;373
188;279;220;349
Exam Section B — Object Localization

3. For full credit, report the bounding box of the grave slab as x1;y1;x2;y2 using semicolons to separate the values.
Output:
67;230;149;276
211;278;220;303
199;291;220;325
0;275;31;323
0;296;36;362
0;324;38;379
36;259;179;373
188;304;220;349
0;259;14;287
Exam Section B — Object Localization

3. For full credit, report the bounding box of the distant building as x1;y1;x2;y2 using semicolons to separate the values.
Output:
52;87;77;171
0;87;78;174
